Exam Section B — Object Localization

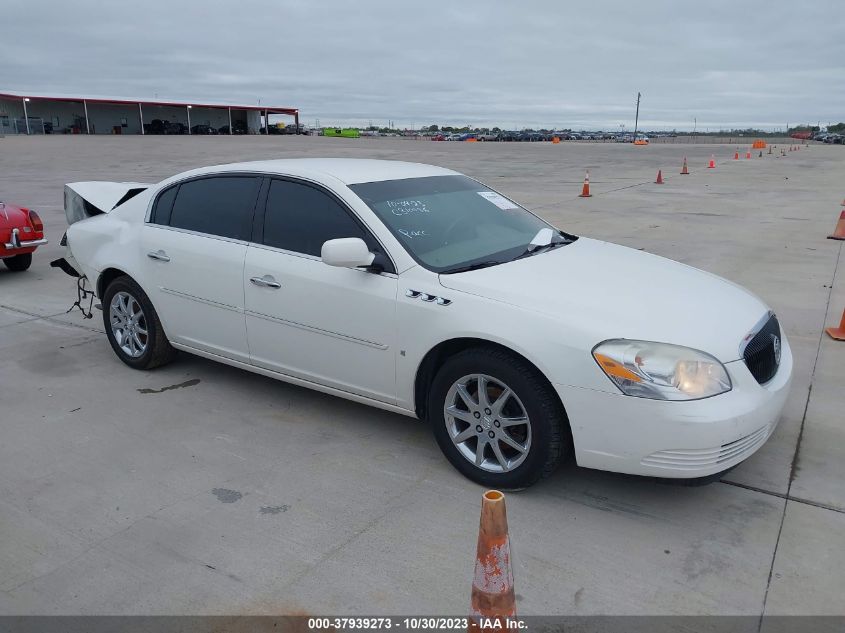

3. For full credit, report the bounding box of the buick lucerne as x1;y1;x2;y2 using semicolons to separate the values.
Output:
53;159;792;488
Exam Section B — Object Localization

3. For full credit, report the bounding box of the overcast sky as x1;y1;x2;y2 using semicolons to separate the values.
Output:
5;0;844;131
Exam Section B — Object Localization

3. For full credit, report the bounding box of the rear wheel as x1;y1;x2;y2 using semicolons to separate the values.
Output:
3;253;32;272
429;347;568;489
102;276;176;370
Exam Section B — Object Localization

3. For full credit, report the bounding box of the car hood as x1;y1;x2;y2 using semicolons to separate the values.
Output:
438;237;769;362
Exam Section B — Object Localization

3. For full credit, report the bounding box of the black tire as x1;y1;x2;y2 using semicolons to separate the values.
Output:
3;253;32;272
429;347;569;489
102;275;176;370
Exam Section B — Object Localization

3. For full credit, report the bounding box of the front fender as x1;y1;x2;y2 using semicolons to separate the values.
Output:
395;274;615;412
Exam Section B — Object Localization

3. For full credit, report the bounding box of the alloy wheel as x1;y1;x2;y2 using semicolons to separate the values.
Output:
109;291;148;358
443;373;532;473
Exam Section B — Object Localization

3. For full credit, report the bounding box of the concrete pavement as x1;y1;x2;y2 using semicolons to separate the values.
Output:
0;135;842;616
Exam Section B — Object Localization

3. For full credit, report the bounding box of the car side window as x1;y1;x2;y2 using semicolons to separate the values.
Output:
263;179;372;258
151;184;178;225
158;176;260;240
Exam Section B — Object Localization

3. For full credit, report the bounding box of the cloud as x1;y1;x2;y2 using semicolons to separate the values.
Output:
3;0;843;130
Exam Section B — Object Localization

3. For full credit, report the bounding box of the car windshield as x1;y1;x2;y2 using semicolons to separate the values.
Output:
349;175;566;273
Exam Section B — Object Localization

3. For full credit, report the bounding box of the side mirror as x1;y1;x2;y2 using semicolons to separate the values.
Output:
321;238;376;269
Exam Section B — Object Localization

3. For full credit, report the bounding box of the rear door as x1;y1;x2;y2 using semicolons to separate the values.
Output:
140;174;261;362
244;178;398;403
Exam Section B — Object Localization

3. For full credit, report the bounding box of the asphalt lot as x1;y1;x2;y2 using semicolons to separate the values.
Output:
0;135;843;616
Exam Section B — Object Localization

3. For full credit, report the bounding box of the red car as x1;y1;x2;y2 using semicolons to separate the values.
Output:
0;202;47;272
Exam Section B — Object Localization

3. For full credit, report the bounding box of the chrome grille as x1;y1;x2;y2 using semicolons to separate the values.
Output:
742;314;781;384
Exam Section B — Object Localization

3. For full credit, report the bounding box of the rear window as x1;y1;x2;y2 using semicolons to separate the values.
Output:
157;176;260;240
151;185;177;225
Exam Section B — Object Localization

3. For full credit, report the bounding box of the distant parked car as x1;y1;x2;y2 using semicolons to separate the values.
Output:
191;124;217;135
218;121;248;135
431;134;445;141
519;132;544;142
144;119;167;134
0;202;46;272
477;133;497;142
165;122;188;135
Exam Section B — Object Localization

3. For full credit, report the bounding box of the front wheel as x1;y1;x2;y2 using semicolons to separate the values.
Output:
102;276;176;370
429;347;569;489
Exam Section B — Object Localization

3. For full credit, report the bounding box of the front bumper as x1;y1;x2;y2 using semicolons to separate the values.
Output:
556;334;793;478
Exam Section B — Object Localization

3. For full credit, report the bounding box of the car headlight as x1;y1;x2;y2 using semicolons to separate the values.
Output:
592;340;731;401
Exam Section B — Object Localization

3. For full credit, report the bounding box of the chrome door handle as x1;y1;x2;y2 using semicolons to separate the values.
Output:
147;250;170;262
250;275;281;289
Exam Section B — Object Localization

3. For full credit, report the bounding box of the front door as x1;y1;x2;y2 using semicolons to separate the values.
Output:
244;178;398;403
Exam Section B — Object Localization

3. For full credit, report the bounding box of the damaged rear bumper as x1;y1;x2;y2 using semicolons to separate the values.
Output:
50;257;81;278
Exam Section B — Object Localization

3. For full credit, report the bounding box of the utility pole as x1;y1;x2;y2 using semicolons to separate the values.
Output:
632;92;641;142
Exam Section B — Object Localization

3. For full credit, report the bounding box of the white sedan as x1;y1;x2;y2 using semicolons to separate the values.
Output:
54;159;792;488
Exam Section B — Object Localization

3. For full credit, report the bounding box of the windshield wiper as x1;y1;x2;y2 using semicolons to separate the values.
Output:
511;230;574;262
440;260;503;274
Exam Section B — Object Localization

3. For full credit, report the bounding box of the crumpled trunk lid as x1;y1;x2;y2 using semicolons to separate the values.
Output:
64;181;150;225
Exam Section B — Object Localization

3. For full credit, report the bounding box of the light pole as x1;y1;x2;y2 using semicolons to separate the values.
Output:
632;92;641;142
22;98;31;135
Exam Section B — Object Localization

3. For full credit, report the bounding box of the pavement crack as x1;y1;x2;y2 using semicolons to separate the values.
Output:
719;479;844;514
0;304;103;334
756;239;842;631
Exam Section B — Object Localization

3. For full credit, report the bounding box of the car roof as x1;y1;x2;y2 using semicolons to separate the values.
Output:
178;158;459;186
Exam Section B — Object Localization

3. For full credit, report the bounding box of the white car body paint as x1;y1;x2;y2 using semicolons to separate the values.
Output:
62;159;792;479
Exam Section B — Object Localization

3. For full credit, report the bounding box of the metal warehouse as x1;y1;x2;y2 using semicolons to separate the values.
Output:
0;90;298;135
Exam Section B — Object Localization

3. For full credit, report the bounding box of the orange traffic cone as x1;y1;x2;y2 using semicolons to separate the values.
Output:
680;157;689;174
828;210;845;240
579;170;592;197
745;149;752;159
470;491;516;630
826;307;845;341
734;149;740;160
708;155;716;169
655;169;664;184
